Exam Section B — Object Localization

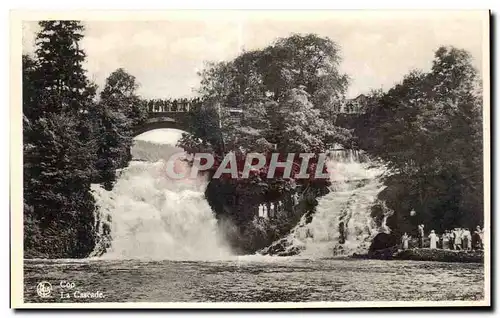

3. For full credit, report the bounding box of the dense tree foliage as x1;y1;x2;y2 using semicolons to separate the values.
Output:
23;21;144;257
33;21;96;115
182;34;351;167
354;46;483;235
23;21;98;257
93;68;147;190
24;113;97;257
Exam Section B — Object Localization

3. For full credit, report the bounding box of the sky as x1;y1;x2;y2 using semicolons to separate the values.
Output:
135;128;184;144
22;11;486;99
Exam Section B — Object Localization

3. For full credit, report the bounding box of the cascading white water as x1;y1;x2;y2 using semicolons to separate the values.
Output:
91;129;232;260
91;130;390;260
266;148;392;257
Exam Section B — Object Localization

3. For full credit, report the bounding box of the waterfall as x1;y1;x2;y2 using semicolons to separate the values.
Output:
90;129;231;260
261;147;392;257
90;130;390;260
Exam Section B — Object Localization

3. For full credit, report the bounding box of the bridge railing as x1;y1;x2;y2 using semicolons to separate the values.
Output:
146;98;245;117
146;96;368;114
146;98;203;113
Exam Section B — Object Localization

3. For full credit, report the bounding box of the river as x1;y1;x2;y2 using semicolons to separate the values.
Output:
24;257;484;302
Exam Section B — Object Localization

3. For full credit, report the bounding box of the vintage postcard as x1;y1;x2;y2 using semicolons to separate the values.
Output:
10;10;490;308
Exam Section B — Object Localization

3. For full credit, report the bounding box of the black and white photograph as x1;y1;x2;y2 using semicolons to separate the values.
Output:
10;10;490;308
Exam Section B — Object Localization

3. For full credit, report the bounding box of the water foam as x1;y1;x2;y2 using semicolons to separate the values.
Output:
263;149;392;257
91;129;231;260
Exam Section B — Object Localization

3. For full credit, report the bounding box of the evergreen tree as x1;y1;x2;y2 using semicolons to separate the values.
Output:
34;21;96;115
22;55;38;122
23;20;98;257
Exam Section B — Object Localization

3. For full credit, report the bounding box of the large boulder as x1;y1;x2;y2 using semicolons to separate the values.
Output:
369;232;399;253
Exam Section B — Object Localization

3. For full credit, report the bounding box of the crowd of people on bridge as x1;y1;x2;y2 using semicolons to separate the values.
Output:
146;97;202;113
401;224;484;251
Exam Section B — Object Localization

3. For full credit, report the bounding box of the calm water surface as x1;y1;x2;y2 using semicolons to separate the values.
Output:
24;257;484;303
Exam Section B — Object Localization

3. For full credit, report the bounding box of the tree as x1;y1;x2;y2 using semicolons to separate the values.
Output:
22;55;38;121
93;68;145;190
261;34;349;112
265;87;350;153
24;113;97;257
356;46;483;234
189;34;351;159
99;68;147;126
23;21;99;257
197;34;349;112
34;21;96;114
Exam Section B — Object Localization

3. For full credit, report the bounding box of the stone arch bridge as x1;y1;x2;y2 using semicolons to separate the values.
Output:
134;98;363;136
133;111;192;136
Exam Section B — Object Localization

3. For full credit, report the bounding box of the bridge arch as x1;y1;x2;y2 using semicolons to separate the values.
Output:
133;112;191;137
133;120;190;137
133;107;244;137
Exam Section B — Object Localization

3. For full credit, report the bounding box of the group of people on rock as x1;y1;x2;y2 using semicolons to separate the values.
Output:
401;224;484;251
257;194;300;219
258;202;280;219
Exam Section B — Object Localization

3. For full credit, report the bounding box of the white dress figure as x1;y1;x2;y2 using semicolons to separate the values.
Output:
262;204;268;219
258;204;264;218
429;230;438;249
270;203;275;218
401;233;409;250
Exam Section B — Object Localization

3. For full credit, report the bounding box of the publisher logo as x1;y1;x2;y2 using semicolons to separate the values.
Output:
36;281;52;298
